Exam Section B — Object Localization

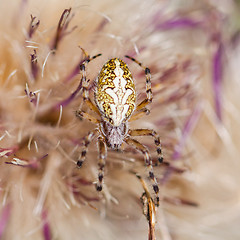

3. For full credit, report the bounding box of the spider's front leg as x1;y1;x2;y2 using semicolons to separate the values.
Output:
96;137;107;191
124;136;159;207
125;55;152;111
78;48;101;113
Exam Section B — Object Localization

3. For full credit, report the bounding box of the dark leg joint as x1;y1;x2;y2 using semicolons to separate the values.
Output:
80;63;85;71
157;148;162;154
77;160;83;168
158;157;163;163
81;150;87;157
96;184;102;191
98;173;103;182
145;67;150;75
98;163;105;170
149;171;154;180
153;184;159;194
146;89;152;94
75;110;83;119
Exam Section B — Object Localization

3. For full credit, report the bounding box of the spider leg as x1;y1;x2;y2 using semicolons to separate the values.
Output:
75;110;100;124
125;55;152;111
129;107;150;122
124;136;159;206
76;129;98;168
79;47;101;114
96;136;107;191
128;129;163;164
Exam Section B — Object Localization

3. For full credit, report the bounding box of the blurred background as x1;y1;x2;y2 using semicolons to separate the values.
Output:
0;0;240;239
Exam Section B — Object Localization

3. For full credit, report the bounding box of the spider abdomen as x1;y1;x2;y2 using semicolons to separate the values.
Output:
95;58;136;126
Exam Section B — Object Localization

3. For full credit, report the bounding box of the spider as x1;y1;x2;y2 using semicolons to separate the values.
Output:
75;48;163;206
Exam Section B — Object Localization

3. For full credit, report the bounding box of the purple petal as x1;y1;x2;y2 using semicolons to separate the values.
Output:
161;104;202;184
156;18;202;30
42;210;51;240
54;79;82;109
0;204;11;238
63;58;86;83
212;41;223;122
172;103;202;160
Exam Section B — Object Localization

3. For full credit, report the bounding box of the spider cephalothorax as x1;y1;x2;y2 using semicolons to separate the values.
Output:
75;49;163;205
100;121;128;149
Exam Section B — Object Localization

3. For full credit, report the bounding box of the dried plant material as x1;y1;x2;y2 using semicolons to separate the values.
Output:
0;1;239;240
30;49;39;80
136;173;157;240
51;8;76;51
28;15;40;39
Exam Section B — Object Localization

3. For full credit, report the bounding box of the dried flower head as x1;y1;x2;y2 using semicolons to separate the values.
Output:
0;1;239;240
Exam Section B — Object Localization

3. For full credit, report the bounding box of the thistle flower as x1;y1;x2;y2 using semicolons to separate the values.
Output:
0;1;239;240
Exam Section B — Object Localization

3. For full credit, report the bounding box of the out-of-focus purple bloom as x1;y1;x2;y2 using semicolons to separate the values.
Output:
156;18;202;30
164;196;198;207
42;210;51;240
172;103;202;160
63;58;86;83
0;204;11;238
161;104;202;184
95;18;110;32
212;41;223;122
54;79;82;109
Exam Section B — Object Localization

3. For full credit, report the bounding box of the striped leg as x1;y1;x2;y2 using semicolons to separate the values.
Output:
75;110;100;124
124;136;159;206
129;107;150;122
125;55;152;111
79;47;101;114
96;137;107;191
128;129;163;164
77;129;98;168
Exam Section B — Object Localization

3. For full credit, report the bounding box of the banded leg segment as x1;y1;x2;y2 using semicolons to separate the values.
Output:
124;136;159;206
77;129;98;168
96;137;107;191
129;107;150;122
75;110;100;124
79;47;101;114
125;55;152;111
128;129;163;164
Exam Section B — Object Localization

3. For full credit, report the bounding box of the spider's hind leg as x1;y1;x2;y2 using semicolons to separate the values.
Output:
124;136;159;207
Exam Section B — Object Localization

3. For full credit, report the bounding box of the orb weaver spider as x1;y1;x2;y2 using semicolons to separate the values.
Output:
75;48;163;206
